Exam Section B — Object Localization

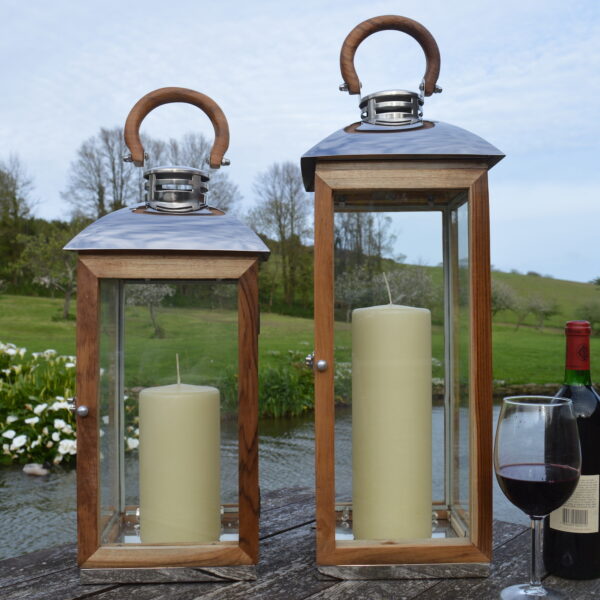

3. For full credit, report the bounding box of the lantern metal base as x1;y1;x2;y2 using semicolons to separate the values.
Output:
80;565;256;584
317;562;490;580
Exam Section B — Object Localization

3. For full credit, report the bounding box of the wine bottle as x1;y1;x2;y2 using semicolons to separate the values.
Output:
543;320;600;579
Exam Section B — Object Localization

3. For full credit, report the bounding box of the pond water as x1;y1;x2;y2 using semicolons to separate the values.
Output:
0;406;525;560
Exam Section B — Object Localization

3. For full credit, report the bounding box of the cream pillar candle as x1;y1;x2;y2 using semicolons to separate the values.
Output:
139;382;221;543
352;303;432;540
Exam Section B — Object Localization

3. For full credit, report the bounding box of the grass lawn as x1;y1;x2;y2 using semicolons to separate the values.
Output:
1;293;599;387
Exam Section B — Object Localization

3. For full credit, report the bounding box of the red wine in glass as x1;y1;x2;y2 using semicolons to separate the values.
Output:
494;396;581;600
496;463;579;518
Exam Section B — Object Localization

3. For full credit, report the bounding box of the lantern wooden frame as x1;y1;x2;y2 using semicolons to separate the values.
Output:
311;160;494;573
74;252;261;577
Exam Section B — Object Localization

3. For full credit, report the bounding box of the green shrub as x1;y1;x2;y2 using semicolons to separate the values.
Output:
0;342;76;466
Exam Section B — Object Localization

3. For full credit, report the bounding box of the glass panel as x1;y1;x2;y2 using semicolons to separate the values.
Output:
332;207;448;541
99;280;122;542
99;280;239;545
449;199;471;534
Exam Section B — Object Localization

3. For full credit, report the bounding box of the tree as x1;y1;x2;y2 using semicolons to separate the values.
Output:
512;295;532;331
334;212;398;276
17;218;88;319
126;284;175;338
63;129;240;218
62;127;138;219
0;155;36;286
385;265;439;310
335;265;374;321
491;279;517;317
248;162;311;305
528;295;560;330
577;301;600;335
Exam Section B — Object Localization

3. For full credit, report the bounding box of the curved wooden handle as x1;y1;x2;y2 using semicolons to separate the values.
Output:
340;15;441;96
123;87;230;169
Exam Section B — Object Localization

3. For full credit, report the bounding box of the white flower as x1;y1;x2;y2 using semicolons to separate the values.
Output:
51;432;60;442
61;424;73;435
46;441;53;448
24;416;39;425
31;440;40;448
18;347;26;357
54;418;66;430
10;435;27;450
43;349;57;357
50;401;70;411
65;362;75;369
2;430;16;440
5;347;16;356
32;352;42;358
58;438;77;455
102;416;109;425
12;364;22;375
53;455;63;464
42;427;49;435
55;395;64;401
126;438;139;450
2;443;9;454
1;368;10;376
6;415;18;424
33;403;47;415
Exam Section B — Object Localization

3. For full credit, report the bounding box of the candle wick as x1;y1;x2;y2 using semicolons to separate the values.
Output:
176;353;181;386
382;272;393;305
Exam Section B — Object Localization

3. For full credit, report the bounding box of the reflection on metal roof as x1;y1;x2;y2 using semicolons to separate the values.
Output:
301;120;504;191
64;207;270;257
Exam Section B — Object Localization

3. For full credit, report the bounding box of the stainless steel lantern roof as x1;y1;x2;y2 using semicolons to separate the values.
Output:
300;120;505;192
64;207;270;257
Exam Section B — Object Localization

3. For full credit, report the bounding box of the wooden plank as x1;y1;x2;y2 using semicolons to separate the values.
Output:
316;161;487;191
195;524;335;600
409;526;533;599
313;174;337;563
260;487;315;512
81;581;227;600
0;566;113;600
80;254;255;280
75;259;100;565
305;579;436;599
260;497;315;540
320;541;489;566
468;172;493;561
0;544;76;589
82;544;252;569
237;261;260;563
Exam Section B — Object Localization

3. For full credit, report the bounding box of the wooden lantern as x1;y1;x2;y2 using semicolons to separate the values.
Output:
301;17;504;578
65;88;269;583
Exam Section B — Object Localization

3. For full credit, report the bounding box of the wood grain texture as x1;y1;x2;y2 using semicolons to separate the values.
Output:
123;87;229;168
2;497;599;599
339;15;441;96
79;254;254;280
468;172;493;561
237;261;260;563
82;544;252;569
313;175;337;563
75;259;100;566
316;162;487;191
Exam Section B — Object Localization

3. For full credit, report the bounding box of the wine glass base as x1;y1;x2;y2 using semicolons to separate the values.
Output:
500;583;566;599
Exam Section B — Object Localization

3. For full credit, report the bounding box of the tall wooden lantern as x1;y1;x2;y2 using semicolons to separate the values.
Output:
302;16;504;578
65;88;269;583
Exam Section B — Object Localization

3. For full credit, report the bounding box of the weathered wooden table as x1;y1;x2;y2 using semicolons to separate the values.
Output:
1;488;599;599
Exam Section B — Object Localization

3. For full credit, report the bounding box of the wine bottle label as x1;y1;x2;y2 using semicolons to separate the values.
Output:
549;475;599;534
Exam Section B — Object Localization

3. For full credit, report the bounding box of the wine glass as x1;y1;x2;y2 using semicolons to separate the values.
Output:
494;396;581;600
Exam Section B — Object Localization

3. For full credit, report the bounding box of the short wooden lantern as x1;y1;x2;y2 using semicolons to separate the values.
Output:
65;88;269;583
301;16;504;579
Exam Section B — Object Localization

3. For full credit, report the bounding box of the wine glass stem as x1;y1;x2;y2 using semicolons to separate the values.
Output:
529;517;543;590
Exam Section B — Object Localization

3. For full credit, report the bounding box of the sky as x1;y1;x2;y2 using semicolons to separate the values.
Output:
1;0;599;282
